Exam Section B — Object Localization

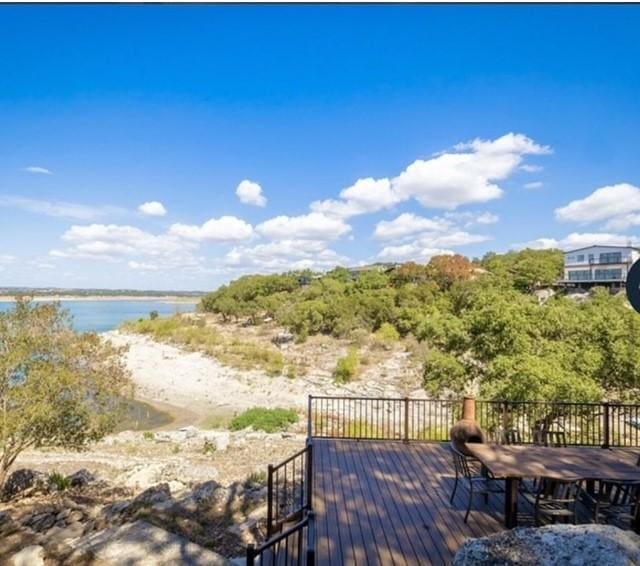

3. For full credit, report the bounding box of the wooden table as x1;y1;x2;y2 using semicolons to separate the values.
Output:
465;444;640;532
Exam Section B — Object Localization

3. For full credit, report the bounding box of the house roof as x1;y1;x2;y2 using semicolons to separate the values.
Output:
564;245;640;254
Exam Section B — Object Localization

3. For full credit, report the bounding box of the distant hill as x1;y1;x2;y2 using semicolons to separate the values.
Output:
0;287;205;298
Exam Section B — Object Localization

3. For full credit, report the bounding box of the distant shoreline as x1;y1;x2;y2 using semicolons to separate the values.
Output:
0;295;201;303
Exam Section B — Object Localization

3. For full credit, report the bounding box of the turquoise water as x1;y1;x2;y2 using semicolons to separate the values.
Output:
0;299;197;333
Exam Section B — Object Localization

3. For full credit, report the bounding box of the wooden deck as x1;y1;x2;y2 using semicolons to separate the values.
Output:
312;439;510;565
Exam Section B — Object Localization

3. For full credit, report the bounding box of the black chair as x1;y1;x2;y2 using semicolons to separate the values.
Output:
532;429;567;447
449;443;503;523
504;428;523;445
524;477;583;526
586;480;640;526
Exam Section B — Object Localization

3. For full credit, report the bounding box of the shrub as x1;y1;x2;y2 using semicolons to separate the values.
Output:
374;322;400;347
142;431;155;441
333;348;359;383
230;407;299;433
49;471;71;491
149;310;159;320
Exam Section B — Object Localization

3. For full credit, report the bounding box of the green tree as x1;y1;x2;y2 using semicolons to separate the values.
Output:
0;300;133;487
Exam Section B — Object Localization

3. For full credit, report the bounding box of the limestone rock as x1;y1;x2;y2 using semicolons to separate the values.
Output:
2;469;47;499
10;544;45;566
132;483;172;508
454;524;640;566
71;520;230;565
66;469;96;488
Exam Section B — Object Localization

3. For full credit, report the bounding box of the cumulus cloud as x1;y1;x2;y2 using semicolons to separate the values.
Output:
377;231;489;263
22;166;53;175
520;164;543;173
444;210;499;227
224;239;348;273
515;232;639;251
374;213;451;240
51;223;195;261
311;178;398;218
138;201;167;217
312;133;549;218
0;196;123;221
236;180;267;207
524;181;544;190
168;216;254;242
555;183;640;230
257;212;351;241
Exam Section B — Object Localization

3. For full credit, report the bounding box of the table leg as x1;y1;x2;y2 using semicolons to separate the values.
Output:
505;477;519;529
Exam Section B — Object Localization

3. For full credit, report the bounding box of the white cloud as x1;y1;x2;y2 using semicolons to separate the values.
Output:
377;245;454;263
0;196;123;220
376;230;489;263
311;177;398;218
524;181;544;190
393;133;549;209
555;183;640;229
22;166;53;175
311;133;549;216
53;223;194;261
374;213;451;240
257;212;351;241
138;201;167;217
515;232;639;251
168;216;254;242
520;164;543;173
444;210;499;227
236;180;267;207
225;239;348;272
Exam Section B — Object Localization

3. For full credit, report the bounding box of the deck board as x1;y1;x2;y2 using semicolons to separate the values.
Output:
312;439;509;565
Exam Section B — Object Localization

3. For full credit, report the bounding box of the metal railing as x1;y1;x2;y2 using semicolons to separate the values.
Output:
308;395;640;447
267;441;313;538
246;511;316;566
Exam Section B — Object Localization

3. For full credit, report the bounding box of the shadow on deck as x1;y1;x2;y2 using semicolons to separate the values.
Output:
313;439;520;565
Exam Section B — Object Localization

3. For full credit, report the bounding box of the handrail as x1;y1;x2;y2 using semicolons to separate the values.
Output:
308;395;640;447
266;440;313;538
246;511;315;566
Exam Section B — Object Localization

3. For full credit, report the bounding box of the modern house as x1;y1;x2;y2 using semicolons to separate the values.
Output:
562;245;640;288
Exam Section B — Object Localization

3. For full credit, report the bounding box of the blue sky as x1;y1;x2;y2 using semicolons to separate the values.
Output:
1;4;639;290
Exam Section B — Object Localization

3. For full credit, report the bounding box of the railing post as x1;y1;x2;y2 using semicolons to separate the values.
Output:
305;440;313;510
246;543;255;566
602;402;611;449
267;464;274;538
403;397;410;443
306;510;316;566
307;395;313;439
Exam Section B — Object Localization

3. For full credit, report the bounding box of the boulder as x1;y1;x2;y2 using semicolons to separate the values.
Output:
454;524;640;566
132;483;172;508
10;544;45;566
66;469;96;488
2;469;48;499
70;520;230;565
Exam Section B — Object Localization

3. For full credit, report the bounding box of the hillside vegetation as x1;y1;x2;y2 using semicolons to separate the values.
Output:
200;250;640;403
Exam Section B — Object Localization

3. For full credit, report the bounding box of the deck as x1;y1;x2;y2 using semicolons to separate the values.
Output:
312;439;510;565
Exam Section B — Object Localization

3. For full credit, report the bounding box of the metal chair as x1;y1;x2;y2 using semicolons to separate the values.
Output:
525;477;583;526
449;443;503;523
532;429;567;447
504;428;523;445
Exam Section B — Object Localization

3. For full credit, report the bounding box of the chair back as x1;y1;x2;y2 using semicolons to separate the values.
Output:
450;443;476;479
504;428;522;445
533;429;567;447
537;477;582;503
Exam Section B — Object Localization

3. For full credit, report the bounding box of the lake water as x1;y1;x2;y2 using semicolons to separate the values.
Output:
0;299;197;333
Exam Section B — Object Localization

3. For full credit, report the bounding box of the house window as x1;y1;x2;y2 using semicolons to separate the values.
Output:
566;255;575;262
599;252;622;263
568;270;591;281
594;268;622;280
577;254;585;262
588;254;594;262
